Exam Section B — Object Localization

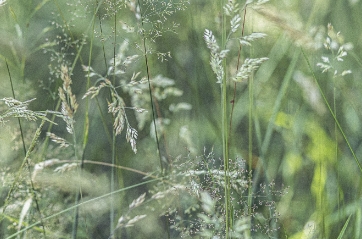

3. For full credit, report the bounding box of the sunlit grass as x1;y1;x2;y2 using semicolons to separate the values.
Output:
1;0;362;238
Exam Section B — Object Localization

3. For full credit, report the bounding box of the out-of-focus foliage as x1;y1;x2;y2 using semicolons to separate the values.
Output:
1;0;362;238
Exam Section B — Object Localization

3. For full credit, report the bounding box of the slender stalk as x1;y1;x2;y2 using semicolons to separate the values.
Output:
73;4;98;238
302;49;362;174
110;2;117;236
229;6;247;152
252;48;300;196
5;59;46;237
220;0;231;237
246;5;254;221
6;179;160;239
71;112;81;239
1;120;46;230
51;2;104;234
137;0;164;173
7;60;27;156
334;75;340;231
248;61;253;214
96;0;108;71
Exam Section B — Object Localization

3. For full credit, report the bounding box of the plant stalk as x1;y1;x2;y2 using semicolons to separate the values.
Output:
221;0;231;237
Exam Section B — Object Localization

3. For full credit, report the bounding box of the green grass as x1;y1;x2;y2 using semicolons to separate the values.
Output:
1;0;362;238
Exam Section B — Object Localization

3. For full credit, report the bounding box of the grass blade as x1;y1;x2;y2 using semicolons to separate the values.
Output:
302;48;362;174
337;214;352;239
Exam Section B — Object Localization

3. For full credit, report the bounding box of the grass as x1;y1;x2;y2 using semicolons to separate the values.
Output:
1;0;362;238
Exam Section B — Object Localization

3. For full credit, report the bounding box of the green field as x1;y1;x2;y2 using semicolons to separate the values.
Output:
1;0;362;238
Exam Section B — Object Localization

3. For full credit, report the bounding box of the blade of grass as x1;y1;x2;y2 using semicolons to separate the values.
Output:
108;0;118;235
220;0;231;237
5;178;160;239
252;47;300;194
301;48;362;174
137;0;164;173
1;120;46;221
4;59;46;237
337;214;351;239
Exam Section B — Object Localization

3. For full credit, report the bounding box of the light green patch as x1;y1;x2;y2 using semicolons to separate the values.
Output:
311;164;327;202
283;152;303;179
343;103;361;132
305;121;335;164
275;111;294;129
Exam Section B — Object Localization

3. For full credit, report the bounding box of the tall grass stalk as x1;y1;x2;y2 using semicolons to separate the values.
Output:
246;61;253;239
5;60;46;237
109;1;118;235
337;214;352;239
229;5;252;237
58;67;82;239
245;8;254;235
2;119;46;236
302;49;362;174
303;47;362;237
220;0;231;237
44;2;102;235
73;4;98;238
3;1;362;238
6;59;27;156
252;48;300;197
334;73;340;232
137;0;164;173
5;178;160;239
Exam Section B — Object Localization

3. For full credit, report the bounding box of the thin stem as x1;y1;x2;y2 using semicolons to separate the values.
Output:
6;179;160;239
252;48;300;195
137;0;164;173
7;60;27;156
302;49;362;174
246;7;254;238
71;117;81;239
248;66;253;207
1;120;46;227
109;3;117;236
334;76;340;231
220;0;231;237
5;59;46;237
229;5;247;152
96;0;108;71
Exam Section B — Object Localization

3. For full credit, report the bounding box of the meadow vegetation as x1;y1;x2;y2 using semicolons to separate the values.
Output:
1;0;362;238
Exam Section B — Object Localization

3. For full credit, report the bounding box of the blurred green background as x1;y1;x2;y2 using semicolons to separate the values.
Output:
1;0;362;238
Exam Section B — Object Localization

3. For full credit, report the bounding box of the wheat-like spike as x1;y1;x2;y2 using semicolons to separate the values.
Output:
204;29;229;83
61;65;72;93
125;215;147;227
46;132;70;148
233;57;269;82
54;163;78;173
58;65;78;135
224;0;239;16
317;24;353;77
204;29;219;53
0;98;49;123
240;32;267;46
126;126;138;154
129;193;146;209
230;14;241;33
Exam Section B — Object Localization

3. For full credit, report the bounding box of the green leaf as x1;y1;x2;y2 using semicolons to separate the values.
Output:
337;214;352;239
